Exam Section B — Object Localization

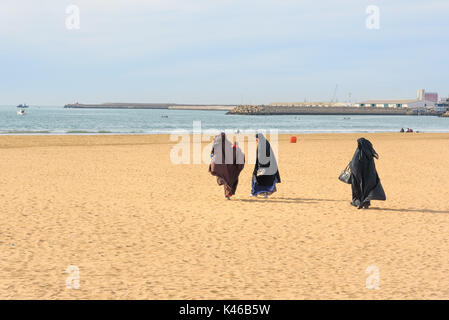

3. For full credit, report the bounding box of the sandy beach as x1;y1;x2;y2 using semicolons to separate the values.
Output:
1;133;449;299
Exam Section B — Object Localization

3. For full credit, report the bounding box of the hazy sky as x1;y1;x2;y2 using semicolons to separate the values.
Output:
1;0;448;105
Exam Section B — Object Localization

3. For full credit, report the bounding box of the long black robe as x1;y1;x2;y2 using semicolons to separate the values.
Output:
349;138;386;208
252;134;281;195
209;133;245;196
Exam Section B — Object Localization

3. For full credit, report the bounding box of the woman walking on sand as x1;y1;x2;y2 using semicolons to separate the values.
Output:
251;133;281;198
349;138;386;209
209;133;245;200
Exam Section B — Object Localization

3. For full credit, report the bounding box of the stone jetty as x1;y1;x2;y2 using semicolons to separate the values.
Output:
227;105;441;116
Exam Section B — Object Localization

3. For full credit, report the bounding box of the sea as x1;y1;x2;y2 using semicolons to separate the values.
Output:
1;106;448;135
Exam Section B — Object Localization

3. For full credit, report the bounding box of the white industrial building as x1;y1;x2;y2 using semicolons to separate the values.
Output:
269;102;348;107
354;89;438;110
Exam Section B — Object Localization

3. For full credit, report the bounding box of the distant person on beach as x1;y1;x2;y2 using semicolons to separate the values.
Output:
349;138;386;209
209;133;245;200
400;128;405;133
250;133;281;198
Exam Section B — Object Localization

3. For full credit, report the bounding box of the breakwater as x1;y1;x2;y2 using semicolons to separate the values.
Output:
64;103;235;111
227;105;441;116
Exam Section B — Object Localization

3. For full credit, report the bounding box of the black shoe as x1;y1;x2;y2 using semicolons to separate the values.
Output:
362;201;371;209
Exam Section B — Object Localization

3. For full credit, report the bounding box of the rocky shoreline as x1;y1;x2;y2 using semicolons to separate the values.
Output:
227;105;442;116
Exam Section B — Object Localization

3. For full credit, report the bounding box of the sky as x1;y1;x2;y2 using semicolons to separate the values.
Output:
1;0;448;105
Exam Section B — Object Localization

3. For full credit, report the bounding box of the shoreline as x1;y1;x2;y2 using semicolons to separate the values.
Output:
2;132;449;148
2;130;449;136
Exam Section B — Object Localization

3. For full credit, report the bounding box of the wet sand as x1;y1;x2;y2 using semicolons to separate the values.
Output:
1;133;449;299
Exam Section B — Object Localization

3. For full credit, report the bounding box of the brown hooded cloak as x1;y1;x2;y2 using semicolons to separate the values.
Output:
209;133;245;196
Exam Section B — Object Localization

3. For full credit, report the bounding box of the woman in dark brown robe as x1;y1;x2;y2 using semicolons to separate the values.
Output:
209;133;245;199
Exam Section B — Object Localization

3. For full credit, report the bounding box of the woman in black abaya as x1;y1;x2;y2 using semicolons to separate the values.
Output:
349;138;386;209
251;133;281;198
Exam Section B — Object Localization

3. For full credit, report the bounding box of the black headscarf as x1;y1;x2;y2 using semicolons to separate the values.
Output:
349;138;385;208
253;133;281;186
357;138;379;160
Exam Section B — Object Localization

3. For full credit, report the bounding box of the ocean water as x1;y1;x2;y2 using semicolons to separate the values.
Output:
1;106;448;134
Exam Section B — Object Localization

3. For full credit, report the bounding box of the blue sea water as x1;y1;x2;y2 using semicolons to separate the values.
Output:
1;106;448;134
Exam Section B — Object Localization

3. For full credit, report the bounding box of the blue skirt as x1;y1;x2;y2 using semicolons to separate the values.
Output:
251;177;278;196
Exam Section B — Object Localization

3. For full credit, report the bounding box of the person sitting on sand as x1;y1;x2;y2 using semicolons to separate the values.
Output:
250;133;281;198
400;128;405;133
349;138;386;209
209;133;245;200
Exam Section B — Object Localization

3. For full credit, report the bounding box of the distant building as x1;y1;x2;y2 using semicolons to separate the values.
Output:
435;98;449;112
354;99;432;109
269;102;349;107
418;89;439;103
354;89;437;110
270;89;440;110
425;92;438;103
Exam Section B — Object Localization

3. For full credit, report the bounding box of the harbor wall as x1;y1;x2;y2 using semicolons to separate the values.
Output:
64;103;235;111
227;105;441;116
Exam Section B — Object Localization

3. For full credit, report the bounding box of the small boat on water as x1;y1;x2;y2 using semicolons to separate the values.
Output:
16;104;29;108
17;109;26;116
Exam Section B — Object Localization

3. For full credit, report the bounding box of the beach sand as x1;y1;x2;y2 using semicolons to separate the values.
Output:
1;133;449;299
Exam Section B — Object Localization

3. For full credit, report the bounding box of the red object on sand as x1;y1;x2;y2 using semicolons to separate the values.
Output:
290;136;297;143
